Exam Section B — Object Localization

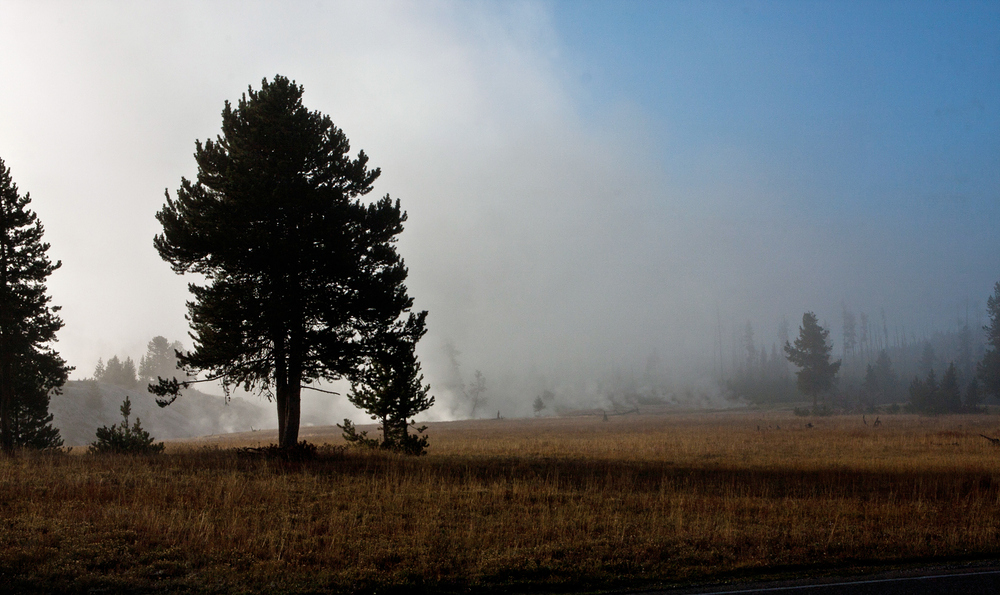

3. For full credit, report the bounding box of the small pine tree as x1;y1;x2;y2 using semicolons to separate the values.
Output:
89;396;164;455
345;313;434;455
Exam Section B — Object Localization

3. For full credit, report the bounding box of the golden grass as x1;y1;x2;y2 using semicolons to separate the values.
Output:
4;409;1000;593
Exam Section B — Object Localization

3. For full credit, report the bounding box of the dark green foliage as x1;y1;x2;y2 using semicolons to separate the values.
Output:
95;355;138;388
908;370;934;413
8;351;65;449
532;390;556;415
978;281;1000;400
89;396;164;455
862;350;899;405
784;312;842;408
138;336;184;384
0;157;71;454
345;312;433;455
338;418;379;449
909;363;966;414
154;75;423;448
939;363;962;413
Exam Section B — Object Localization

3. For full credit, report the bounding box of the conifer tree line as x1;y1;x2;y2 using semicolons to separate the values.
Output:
726;292;1000;413
93;336;185;389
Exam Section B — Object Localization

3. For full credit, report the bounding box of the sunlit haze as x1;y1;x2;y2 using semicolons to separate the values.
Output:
1;1;997;425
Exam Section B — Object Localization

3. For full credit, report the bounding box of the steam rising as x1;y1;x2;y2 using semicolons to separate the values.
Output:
0;2;996;428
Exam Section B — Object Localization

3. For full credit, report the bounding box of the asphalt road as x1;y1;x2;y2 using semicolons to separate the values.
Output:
628;563;1000;595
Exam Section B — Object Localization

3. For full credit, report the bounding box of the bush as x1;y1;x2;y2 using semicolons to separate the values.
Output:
234;441;344;462
89;396;164;455
338;418;430;456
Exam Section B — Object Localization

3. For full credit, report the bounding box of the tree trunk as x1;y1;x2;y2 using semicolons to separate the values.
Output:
279;321;304;449
276;382;301;448
273;333;291;448
0;353;13;455
275;383;289;447
282;386;301;448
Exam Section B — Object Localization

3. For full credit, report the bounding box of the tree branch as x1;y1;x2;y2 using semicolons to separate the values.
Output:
301;385;340;396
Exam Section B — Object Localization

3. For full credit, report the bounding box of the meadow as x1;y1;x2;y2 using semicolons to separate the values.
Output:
3;408;1000;593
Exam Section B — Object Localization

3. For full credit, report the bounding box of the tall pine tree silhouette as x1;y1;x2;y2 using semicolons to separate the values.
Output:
154;76;424;448
0;158;70;453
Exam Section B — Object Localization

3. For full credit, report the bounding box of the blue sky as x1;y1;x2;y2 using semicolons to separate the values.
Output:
554;0;1000;220
0;1;998;420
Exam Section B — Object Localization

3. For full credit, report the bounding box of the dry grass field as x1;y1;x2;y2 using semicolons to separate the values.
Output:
3;408;1000;593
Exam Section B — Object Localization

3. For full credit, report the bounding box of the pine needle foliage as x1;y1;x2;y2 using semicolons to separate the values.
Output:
0;157;70;454
784;312;842;409
343;312;434;455
978;281;1000;400
89;396;164;455
153;75;424;449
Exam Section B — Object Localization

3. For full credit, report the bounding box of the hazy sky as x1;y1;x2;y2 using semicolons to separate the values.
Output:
1;1;998;420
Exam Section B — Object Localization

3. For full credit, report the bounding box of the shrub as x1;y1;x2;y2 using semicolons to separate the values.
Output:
338;418;430;456
89;396;164;455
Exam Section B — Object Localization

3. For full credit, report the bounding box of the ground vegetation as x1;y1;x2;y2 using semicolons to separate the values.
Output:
3;411;1000;593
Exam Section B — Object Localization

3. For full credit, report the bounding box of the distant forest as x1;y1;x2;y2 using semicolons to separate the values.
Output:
726;304;987;412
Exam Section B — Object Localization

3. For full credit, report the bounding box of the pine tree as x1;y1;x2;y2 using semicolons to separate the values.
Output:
138;336;184;384
978;281;1000;400
938;362;962;413
102;355;138;388
154;76;423;448
863;350;898;404
89;396;164;455
345;312;433;455
0;158;70;454
9;352;65;448
910;368;939;413
784;312;841;409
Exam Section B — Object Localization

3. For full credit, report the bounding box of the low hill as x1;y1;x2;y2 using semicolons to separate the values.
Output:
50;380;271;447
